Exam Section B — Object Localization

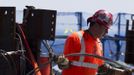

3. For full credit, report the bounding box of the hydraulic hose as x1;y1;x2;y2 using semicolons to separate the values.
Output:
18;24;41;75
27;53;133;75
65;53;132;71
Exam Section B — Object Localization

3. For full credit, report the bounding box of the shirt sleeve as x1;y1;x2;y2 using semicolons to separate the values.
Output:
63;33;81;61
63;35;74;55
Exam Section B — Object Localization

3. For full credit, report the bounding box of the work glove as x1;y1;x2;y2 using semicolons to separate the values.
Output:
55;55;70;69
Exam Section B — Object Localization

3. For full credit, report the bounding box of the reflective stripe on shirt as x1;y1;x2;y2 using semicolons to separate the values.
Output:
77;31;85;62
71;61;98;69
72;31;98;69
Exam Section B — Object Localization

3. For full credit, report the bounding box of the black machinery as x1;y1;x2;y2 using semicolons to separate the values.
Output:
0;6;57;75
22;6;57;74
0;7;16;51
0;7;18;75
125;20;134;65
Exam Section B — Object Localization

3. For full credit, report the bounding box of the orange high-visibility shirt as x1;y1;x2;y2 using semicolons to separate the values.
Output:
62;30;104;75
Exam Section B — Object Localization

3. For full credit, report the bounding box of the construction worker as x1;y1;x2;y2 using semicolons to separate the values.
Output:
56;9;113;75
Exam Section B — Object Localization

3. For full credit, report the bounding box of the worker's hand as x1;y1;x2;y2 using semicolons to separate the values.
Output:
55;55;70;69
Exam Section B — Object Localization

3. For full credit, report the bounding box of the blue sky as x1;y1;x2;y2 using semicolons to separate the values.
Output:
0;0;134;14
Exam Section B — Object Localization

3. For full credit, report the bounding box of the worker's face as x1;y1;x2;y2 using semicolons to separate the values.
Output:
94;23;108;38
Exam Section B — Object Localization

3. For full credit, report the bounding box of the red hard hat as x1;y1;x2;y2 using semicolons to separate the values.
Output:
87;10;113;29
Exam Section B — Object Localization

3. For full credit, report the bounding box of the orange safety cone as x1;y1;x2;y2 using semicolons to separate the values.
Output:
39;53;50;75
